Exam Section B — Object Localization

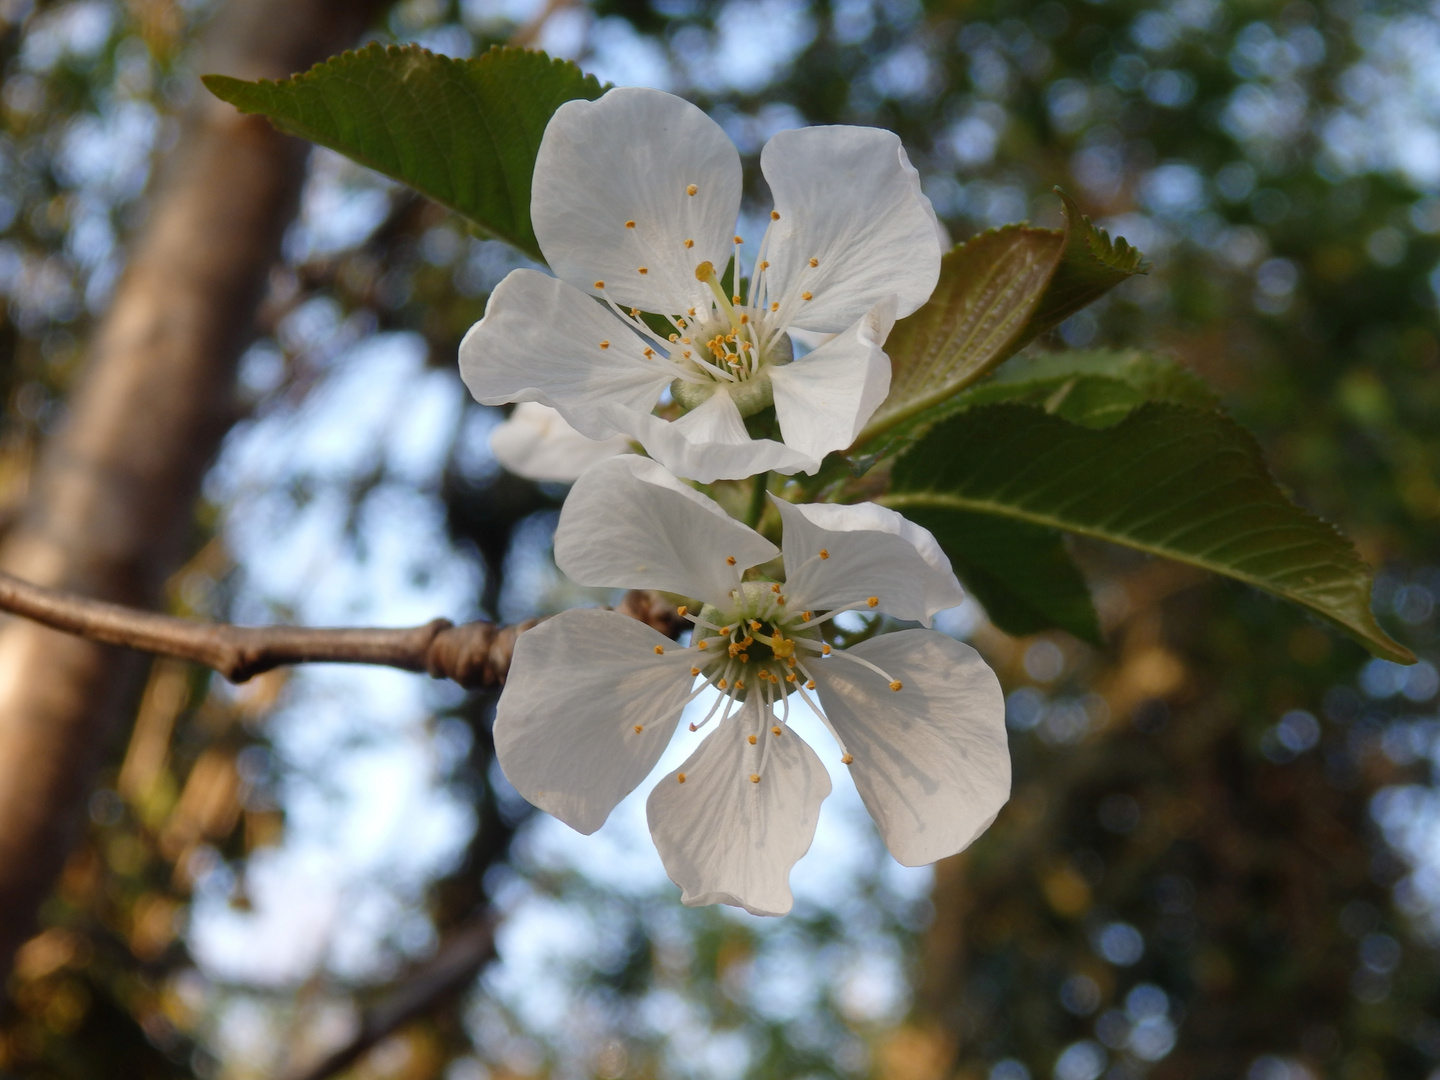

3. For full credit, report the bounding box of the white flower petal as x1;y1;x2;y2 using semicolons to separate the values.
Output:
771;499;963;625
532;87;741;314
494;608;699;835
490;402;631;482
770;296;896;463
646;699;831;916
603;394;816;483
459;269;670;439
809;630;1008;866
554;455;777;604
760;125;941;331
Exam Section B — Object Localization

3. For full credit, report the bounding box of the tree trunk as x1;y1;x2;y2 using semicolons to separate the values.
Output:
0;0;389;981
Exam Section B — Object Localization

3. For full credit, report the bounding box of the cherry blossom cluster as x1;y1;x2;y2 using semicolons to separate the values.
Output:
459;87;1009;915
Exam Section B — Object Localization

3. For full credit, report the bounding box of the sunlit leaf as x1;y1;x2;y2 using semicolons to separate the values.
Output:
204;44;604;261
955;349;1219;428
859;191;1149;447
886;403;1413;663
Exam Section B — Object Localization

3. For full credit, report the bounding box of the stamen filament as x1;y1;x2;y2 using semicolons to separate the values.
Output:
794;600;874;630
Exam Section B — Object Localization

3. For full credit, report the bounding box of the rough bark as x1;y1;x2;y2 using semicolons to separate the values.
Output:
0;0;390;981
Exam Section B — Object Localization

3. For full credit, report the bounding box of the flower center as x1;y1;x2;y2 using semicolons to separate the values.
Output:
590;206;824;421
649;548;906;782
669;302;793;415
694;580;819;700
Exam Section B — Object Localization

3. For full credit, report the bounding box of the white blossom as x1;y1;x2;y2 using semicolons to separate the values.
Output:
493;456;1009;916
490;402;630;482
460;87;943;484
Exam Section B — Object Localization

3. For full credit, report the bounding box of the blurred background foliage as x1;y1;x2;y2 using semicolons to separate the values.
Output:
0;0;1437;1078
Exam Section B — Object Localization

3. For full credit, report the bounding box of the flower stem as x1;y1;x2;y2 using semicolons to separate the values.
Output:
745;471;770;529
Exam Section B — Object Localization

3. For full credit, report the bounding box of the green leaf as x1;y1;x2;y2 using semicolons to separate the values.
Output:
885;403;1413;663
1027;190;1150;336
956;349;1220;428
859;190;1149;447
924;511;1102;643
203;44;604;261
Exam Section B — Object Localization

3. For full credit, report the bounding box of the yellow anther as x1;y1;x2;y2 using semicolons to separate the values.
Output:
689;722;698;731
734;235;743;244
801;291;813;300
677;606;687;616
841;753;853;765
638;267;649;275
718;678;728;689
729;643;741;657
759;260;770;270
684;238;694;248
748;735;757;745
750;620;761;629
786;673;796;682
771;210;780;220
691;666;701;676
678;772;687;783
684;351;692;358
772;726;782;736
809;257;819;268
722;626;733;634
777;595;786;605
726;555;737;565
599;340;610;350
732;295;741;304
695;261;716;282
738;655;749;664
759;668;769;678
654;645;665;654
594;280;605;289
698;640;708;650
771;583;781;593
770;301;780;312
687;184;698;195
889;680;904;692
625;220;636;229
741;635;754;647
801;611;813;622
634;724;644;733
749;774;760;784
806;680;816;690
644;347;655;358
822;643;832;655
819;548;829;559
688;307;697;317
867;596;879;608
735;679;745;689
669;333;679;342
630;307;640;316
739;313;749;324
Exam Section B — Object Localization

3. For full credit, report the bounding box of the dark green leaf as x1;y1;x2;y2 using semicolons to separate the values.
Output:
859;190;1149;447
921;510;1102;643
203;44;604;260
886;403;1413;663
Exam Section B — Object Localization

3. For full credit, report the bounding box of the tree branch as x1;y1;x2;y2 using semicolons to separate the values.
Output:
280;915;498;1080
0;570;680;688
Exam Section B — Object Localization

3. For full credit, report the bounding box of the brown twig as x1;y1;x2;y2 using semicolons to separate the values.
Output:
280;915;498;1080
0;570;682;688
